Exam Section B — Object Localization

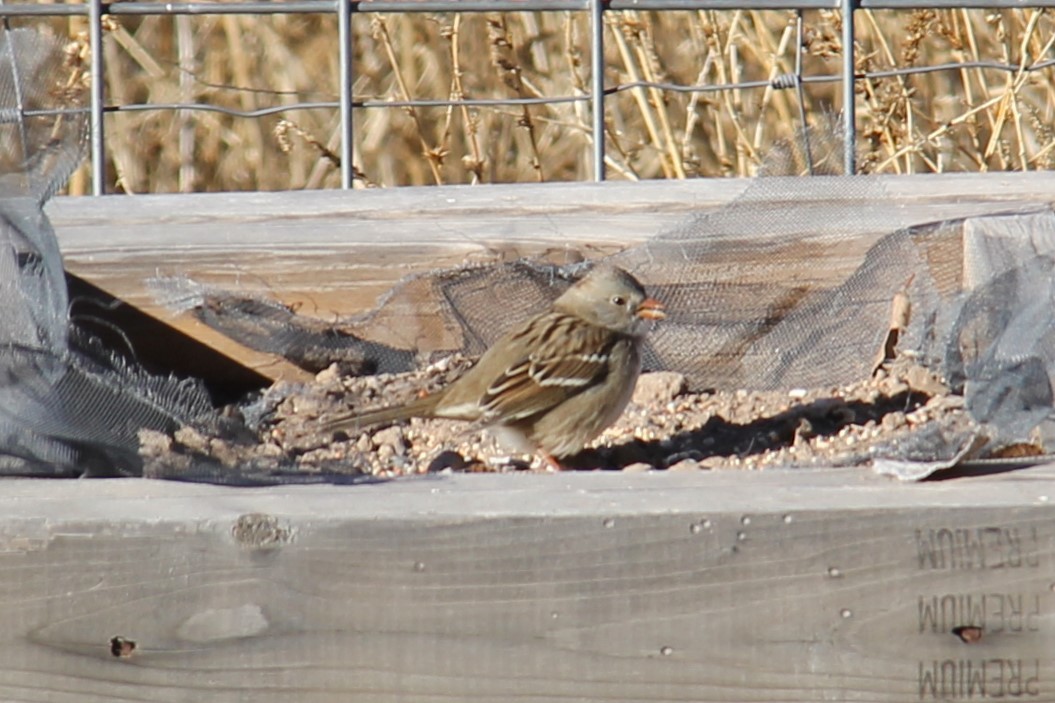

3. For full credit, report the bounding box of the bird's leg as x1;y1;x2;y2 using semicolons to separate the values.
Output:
538;452;565;472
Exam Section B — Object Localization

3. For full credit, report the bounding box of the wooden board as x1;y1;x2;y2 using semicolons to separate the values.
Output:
46;173;1055;386
2;466;1054;702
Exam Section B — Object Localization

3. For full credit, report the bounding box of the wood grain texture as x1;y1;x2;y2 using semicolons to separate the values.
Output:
44;174;1055;382
2;466;1054;702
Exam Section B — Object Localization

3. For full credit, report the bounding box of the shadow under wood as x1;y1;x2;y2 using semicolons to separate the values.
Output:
66;271;270;406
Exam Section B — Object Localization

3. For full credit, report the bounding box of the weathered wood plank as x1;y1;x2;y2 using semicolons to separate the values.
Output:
2;466;1054;702
45;173;1055;383
48;173;1055;314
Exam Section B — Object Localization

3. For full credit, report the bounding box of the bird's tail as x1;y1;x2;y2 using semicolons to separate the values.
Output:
320;394;439;436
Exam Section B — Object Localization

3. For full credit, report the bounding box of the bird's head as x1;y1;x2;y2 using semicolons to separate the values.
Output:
555;264;665;337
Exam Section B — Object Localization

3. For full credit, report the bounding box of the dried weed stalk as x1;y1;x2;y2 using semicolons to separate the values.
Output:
487;14;543;181
21;8;1054;192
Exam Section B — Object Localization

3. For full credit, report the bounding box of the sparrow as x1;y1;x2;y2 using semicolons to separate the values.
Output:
321;264;665;466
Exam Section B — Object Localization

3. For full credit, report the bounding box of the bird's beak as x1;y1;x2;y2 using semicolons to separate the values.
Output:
636;297;666;320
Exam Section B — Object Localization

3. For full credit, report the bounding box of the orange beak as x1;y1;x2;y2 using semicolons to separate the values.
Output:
636;297;666;321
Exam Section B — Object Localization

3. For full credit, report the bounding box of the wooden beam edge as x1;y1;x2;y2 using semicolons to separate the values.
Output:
2;465;1054;525
44;172;1055;229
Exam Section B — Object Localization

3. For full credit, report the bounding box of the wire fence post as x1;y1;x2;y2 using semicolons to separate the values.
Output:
841;0;856;175
590;0;605;181
89;0;106;194
338;0;354;190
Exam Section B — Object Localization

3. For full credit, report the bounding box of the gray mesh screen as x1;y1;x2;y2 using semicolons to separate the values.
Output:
0;28;214;477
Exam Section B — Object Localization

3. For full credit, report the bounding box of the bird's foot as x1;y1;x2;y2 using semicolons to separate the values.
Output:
537;452;565;472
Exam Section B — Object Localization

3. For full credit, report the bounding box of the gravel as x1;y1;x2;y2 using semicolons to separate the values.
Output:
140;353;1043;480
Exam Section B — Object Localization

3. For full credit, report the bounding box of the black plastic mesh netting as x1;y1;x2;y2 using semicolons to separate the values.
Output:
4;27;1055;480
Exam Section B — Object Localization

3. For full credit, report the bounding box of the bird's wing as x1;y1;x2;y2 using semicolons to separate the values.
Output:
481;316;614;422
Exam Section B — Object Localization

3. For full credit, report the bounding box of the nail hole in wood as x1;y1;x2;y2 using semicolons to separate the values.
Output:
952;626;983;644
110;636;136;658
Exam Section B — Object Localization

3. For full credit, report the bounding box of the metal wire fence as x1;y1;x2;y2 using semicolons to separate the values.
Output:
2;0;1055;195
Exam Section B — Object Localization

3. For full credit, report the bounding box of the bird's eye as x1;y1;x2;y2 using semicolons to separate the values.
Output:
611;295;627;307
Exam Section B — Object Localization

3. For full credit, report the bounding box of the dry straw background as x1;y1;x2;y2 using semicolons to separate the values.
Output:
28;6;1055;193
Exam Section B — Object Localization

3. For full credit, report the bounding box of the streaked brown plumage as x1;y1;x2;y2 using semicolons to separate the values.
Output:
321;264;665;464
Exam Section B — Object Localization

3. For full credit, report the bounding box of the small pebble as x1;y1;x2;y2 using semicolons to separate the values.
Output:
315;363;341;384
882;412;906;431
632;371;687;406
882;380;909;396
372;426;407;456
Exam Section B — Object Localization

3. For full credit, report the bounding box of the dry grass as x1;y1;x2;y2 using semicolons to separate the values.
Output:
21;6;1055;192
